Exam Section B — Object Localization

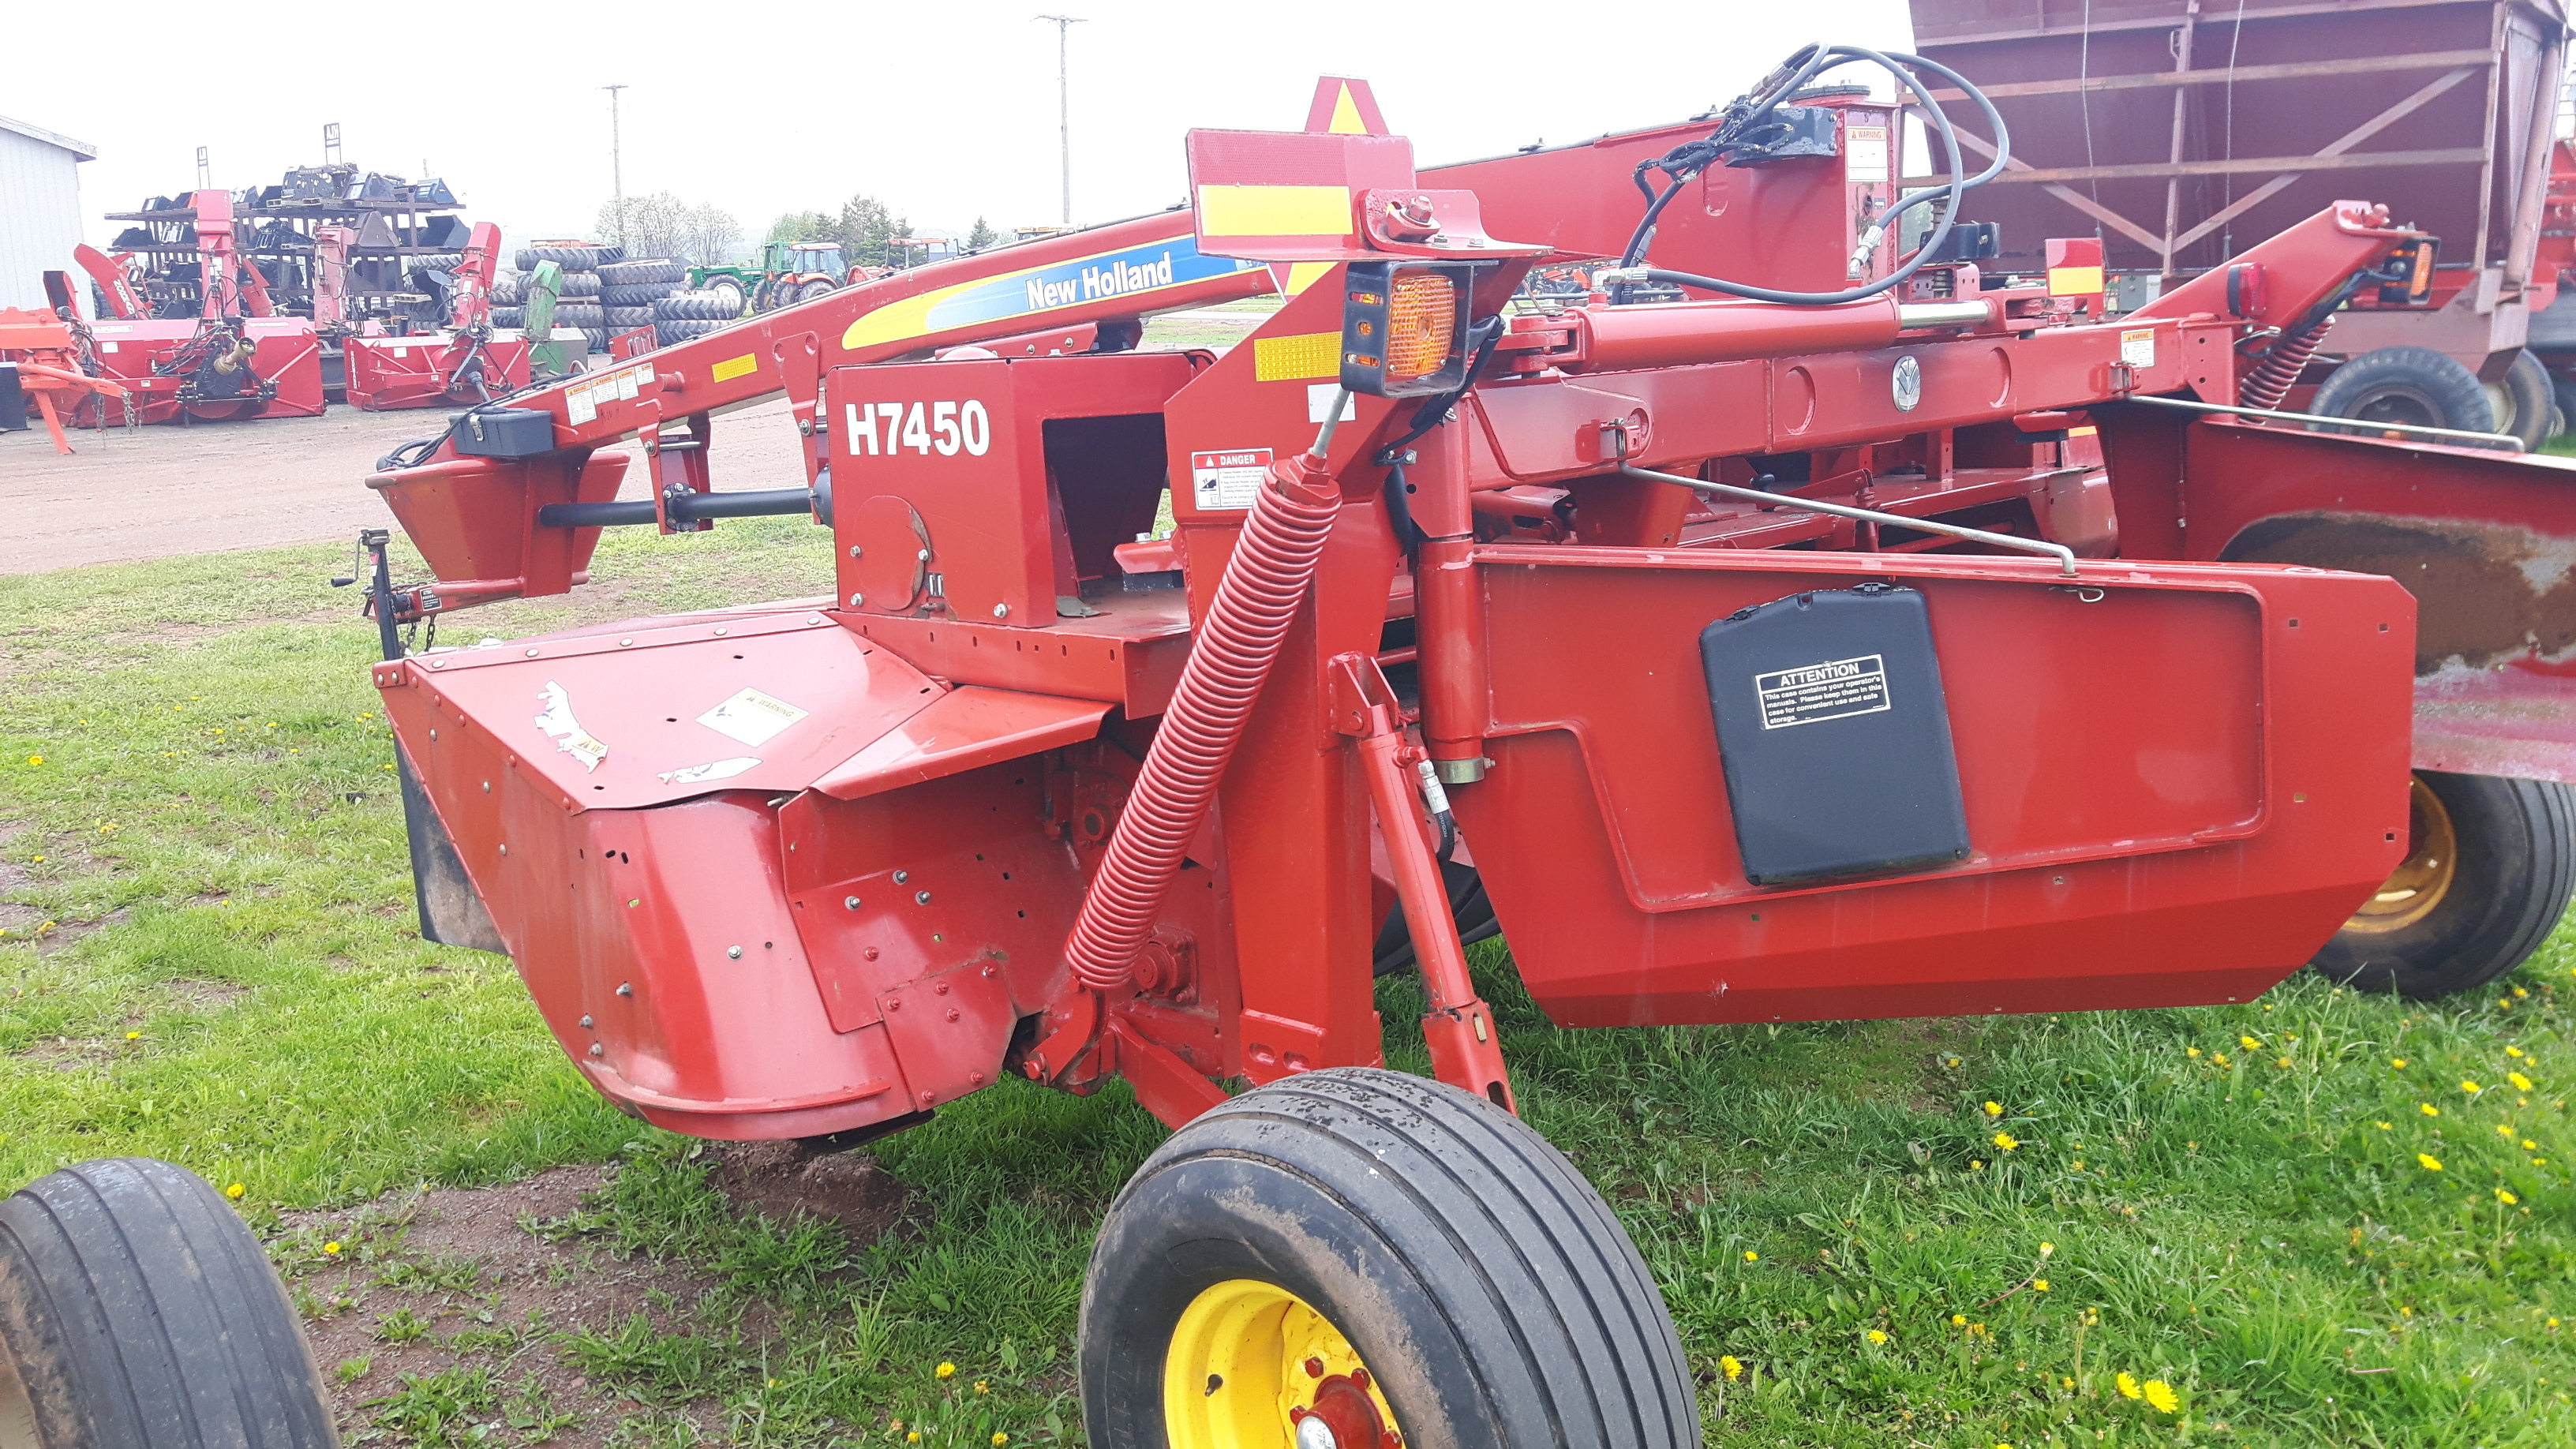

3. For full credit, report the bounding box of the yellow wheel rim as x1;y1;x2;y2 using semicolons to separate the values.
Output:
2347;775;2458;935
1163;1279;1404;1449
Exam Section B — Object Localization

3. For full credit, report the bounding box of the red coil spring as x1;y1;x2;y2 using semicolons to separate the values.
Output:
1064;459;1342;991
2238;314;2332;413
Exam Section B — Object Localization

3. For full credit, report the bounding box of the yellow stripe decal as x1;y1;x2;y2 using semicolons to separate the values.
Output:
1327;84;1367;135
1253;331;1342;382
2046;265;2105;296
1196;185;1352;238
710;353;758;384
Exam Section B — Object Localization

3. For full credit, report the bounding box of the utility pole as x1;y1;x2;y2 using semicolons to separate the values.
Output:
1035;15;1084;223
604;84;629;251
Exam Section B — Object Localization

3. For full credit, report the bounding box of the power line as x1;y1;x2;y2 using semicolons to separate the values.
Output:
1035;16;1086;223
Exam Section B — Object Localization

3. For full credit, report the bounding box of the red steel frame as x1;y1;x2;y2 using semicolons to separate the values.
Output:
365;78;2571;1139
74;189;327;425
341;222;533;411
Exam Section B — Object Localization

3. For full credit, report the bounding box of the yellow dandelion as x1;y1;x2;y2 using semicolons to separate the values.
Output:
2186;1047;2202;1058
2392;1058;2408;1069
2034;1279;2051;1292
2525;1139;2539;1150
2376;1121;2394;1131
1968;1322;1987;1336
1971;1159;1985;1170
2240;1035;2263;1050
2511;1073;2536;1092
2143;1380;2180;1414
2418;1154;2444;1171
2276;1057;2293;1069
1984;1101;2003;1117
2117;1372;2143;1400
1993;1132;2020;1151
2499;1124;2518;1137
936;1362;956;1380
1952;1314;1968;1326
1866;1329;1888;1344
2421;1103;2440;1117
24;756;39;766
323;1241;341;1255
2212;1054;2229;1068
908;1436;920;1444
2517;987;2530;998
2039;1241;2055;1256
2499;1189;2521;1206
1743;1250;1758;1263
975;1380;990;1394
992;1436;1009;1447
2072;1159;2086;1170
2462;1080;2483;1094
2509;1046;2527;1058
1720;1355;1743;1381
125;1032;140;1041
224;1183;245;1200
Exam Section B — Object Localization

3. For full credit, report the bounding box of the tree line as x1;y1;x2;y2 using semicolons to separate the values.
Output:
766;197;998;267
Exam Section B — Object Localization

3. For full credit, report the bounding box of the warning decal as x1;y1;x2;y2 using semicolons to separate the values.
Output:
1844;125;1889;183
1754;653;1892;730
1190;447;1272;511
2119;328;2155;368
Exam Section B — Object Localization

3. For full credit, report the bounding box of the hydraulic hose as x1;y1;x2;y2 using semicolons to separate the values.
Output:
1063;409;1347;991
1605;44;2011;307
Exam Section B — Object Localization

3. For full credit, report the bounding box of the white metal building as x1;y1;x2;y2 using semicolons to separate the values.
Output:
0;114;97;313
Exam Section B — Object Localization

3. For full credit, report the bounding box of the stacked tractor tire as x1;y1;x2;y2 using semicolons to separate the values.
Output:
483;245;683;354
652;287;747;347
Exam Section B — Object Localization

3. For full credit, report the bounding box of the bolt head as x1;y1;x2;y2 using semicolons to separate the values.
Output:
578;1015;593;1028
616;982;633;996
844;895;862;910
589;1043;605;1057
1304;1357;1327;1380
893;870;908;884
915;890;932;904
726;945;743;959
850;593;865;607
849;545;863;558
916;548;932;562
993;602;1010;620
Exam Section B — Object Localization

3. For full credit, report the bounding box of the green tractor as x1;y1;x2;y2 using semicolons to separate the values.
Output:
687;241;849;315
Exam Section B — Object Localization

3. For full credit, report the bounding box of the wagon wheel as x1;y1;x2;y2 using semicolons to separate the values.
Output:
0;1158;338;1448
2313;770;2576;999
1081;1069;1700;1449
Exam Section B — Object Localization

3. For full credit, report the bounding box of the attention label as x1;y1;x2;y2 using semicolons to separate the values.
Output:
1190;447;1271;511
1754;654;1891;729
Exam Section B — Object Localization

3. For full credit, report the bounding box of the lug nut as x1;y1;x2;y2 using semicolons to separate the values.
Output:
1304;1357;1326;1379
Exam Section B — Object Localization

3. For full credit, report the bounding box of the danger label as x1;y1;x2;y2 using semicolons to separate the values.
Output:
1754;653;1892;729
2119;328;2155;368
1190;447;1271;511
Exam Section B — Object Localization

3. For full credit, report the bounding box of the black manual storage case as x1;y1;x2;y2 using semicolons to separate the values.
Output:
1700;582;1971;885
449;407;556;458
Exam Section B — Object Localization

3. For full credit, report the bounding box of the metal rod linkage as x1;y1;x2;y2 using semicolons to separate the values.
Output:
2121;391;2522;447
1616;462;2080;577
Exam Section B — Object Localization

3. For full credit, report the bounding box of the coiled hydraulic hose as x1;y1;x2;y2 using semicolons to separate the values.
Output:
1601;43;2011;306
1063;400;1349;992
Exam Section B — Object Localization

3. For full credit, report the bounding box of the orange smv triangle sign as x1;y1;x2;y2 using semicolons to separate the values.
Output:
1304;77;1388;136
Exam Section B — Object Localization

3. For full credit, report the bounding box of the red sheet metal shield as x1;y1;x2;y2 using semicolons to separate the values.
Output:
1451;549;2417;1027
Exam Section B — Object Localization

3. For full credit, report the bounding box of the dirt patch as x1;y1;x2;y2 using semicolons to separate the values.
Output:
279;1146;909;1443
159;978;248;1010
707;1140;910;1245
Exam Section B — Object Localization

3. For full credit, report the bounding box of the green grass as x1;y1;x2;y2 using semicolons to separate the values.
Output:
7;521;2576;1447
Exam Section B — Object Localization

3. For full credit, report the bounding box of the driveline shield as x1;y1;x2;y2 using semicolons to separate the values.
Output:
1700;582;1970;885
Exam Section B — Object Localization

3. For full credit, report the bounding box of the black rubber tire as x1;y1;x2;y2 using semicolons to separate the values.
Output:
698;275;749;312
653;292;736;321
598;282;675;307
515;245;605;272
605;305;653;328
790;278;840;306
549;302;603;328
598;258;686;286
2484;348;2556;451
554;271;601;298
489;275;525;305
1081;1068;1700;1449
2310;345;2496;438
2549;367;2576;441
578;328;610;353
0;1158;337;1448
491;305;525;328
653;318;728;346
2312;770;2576;999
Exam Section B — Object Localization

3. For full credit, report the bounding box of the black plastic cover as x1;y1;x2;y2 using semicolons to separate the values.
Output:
1700;583;1971;885
449;406;556;457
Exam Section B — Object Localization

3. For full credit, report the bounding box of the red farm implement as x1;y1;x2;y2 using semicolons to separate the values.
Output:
77;189;325;425
354;51;2576;1447
0;308;132;454
340;222;532;410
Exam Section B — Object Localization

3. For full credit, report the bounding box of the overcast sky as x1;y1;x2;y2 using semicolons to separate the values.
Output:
13;1;1913;257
